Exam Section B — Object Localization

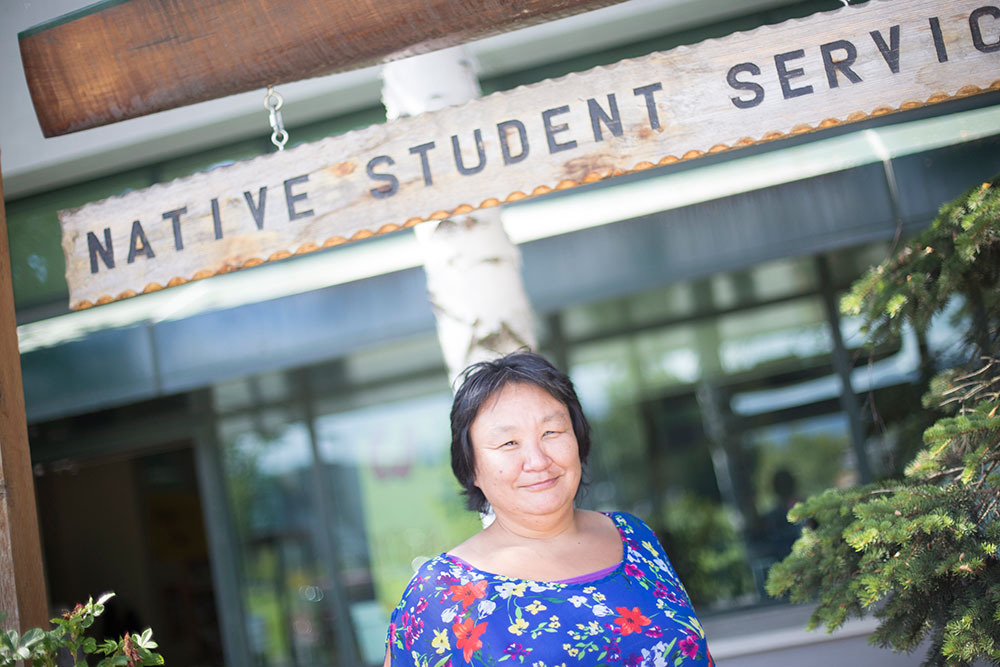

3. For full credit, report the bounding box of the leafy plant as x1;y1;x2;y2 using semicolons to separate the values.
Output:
0;593;163;667
766;176;1000;665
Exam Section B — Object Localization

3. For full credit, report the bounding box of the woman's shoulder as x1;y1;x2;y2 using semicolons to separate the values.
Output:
392;552;484;619
602;509;657;536
405;552;476;589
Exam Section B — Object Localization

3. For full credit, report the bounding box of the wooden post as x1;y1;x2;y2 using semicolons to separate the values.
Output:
0;153;49;632
382;48;537;386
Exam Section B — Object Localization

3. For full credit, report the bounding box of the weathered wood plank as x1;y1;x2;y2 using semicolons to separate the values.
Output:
18;0;625;137
59;0;1000;309
0;156;49;632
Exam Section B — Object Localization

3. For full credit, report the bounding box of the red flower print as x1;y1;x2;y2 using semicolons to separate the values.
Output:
452;617;488;663
679;631;699;658
613;606;651;635
449;580;488;609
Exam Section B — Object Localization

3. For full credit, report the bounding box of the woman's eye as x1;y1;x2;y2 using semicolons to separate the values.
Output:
501;441;516;448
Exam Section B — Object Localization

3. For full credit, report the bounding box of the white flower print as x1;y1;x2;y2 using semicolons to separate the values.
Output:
568;595;587;608
592;604;613;617
497;581;527;599
640;641;668;667
440;605;459;623
477;599;496;619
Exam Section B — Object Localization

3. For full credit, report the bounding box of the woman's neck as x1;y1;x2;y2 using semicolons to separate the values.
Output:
448;509;621;582
486;506;580;543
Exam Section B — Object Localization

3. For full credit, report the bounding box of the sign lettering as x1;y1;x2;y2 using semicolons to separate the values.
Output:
59;0;1000;309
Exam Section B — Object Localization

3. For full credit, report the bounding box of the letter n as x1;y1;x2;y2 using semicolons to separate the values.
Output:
87;228;115;273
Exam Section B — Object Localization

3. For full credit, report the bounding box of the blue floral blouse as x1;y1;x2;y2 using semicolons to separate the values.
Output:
386;512;713;666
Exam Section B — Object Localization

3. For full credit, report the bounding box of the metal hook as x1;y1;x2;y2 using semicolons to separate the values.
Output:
264;86;288;151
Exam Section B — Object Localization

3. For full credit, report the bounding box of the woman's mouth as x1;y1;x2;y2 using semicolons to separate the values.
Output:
522;476;558;490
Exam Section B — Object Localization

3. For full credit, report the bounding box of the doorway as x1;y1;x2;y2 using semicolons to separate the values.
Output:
35;443;225;666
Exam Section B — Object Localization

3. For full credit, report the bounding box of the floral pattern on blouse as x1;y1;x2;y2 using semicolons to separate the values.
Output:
386;512;713;667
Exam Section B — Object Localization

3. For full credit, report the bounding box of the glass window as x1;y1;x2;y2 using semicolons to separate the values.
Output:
627;281;697;326
562;254;866;611
314;392;479;624
215;356;477;666
218;411;347;666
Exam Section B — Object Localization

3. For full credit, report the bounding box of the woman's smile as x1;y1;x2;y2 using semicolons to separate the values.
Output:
521;476;560;490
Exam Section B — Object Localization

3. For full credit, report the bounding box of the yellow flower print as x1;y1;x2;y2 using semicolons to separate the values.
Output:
509;617;529;636
549;615;560;629
587;621;600;635
562;643;571;651
568;648;579;657
592;592;606;602
431;629;450;655
525;600;547;615
582;586;596;594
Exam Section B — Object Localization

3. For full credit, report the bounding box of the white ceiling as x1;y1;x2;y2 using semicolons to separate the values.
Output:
1;0;793;199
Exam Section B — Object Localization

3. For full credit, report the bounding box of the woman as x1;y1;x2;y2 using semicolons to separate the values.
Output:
385;351;713;666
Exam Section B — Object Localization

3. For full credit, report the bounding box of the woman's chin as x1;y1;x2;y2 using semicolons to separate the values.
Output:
507;493;576;519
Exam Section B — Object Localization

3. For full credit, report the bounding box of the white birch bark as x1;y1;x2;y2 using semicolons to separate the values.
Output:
381;47;537;388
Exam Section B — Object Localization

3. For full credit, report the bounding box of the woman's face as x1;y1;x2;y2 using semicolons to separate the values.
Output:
469;382;582;522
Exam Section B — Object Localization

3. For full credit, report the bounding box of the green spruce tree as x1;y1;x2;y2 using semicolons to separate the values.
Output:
766;175;1000;666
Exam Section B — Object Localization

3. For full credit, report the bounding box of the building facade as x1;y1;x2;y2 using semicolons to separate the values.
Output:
5;0;1000;664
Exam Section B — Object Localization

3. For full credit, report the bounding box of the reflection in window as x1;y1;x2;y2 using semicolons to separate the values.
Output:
313;392;479;630
215;371;478;666
744;414;853;595
220;418;344;666
562;248;928;611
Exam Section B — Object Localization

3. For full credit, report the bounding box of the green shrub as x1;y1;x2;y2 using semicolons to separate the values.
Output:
767;177;1000;666
0;593;163;667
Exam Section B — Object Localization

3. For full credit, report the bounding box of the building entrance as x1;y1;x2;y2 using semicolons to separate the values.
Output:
35;444;224;666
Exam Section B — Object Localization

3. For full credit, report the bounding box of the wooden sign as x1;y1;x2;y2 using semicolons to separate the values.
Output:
60;0;1000;310
19;0;626;137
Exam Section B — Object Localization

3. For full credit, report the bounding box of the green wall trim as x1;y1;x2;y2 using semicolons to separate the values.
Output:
18;0;135;39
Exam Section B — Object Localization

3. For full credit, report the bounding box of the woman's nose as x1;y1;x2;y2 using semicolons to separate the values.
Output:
522;438;552;470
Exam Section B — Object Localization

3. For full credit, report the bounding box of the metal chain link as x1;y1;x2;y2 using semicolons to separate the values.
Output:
264;86;288;151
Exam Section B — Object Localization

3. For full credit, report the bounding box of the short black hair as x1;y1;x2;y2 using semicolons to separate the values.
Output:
450;351;591;514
